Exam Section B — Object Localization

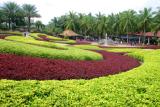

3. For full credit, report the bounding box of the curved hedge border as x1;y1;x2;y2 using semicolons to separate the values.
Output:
0;48;160;106
0;39;103;60
0;50;140;80
5;36;68;50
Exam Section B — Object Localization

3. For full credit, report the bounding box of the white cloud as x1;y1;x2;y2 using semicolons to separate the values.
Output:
0;0;159;24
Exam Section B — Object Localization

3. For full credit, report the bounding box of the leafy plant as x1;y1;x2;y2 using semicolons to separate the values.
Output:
0;39;102;60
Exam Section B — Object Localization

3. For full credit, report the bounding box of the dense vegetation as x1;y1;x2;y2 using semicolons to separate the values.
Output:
0;48;160;106
0;1;160;41
5;36;68;49
0;50;140;80
0;39;102;60
0;1;160;106
45;8;160;39
0;2;41;31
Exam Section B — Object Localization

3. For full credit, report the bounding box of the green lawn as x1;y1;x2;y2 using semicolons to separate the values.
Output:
0;48;160;106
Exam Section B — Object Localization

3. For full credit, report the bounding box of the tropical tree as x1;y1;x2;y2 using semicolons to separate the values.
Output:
120;10;137;43
139;8;153;43
152;7;160;33
35;20;44;31
112;14;120;36
64;11;78;31
78;13;96;36
96;12;108;39
22;4;40;31
1;2;20;30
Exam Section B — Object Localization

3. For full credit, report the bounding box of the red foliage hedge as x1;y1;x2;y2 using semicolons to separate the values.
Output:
0;51;140;80
0;34;9;39
73;40;91;45
38;35;51;41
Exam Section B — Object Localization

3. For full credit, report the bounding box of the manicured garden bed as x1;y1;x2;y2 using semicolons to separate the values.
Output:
5;36;68;50
0;50;140;80
0;39;102;60
1;48;160;106
0;33;160;106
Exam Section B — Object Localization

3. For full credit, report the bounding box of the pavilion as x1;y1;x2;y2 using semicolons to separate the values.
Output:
119;31;160;45
59;29;84;40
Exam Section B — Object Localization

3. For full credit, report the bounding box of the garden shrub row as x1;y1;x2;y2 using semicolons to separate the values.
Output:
0;50;140;80
5;36;68;50
30;33;76;44
74;44;103;50
0;39;103;60
0;31;23;36
0;49;160;106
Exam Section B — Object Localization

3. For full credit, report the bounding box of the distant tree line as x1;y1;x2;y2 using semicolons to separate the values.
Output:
45;7;160;40
0;1;160;41
0;2;44;32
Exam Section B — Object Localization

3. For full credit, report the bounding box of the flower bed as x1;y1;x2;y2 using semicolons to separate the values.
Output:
0;34;12;39
0;50;140;80
73;40;91;45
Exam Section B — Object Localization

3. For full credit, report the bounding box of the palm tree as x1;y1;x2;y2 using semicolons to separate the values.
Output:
152;7;160;33
1;2;20;30
64;11;78;31
96;12;108;40
22;4;40;32
139;8;153;44
79;13;95;36
35;20;44;31
120;10;137;43
107;13;115;36
112;14;119;36
0;9;5;25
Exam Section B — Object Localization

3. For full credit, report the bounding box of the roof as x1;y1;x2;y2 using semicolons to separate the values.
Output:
135;32;143;36
157;31;160;38
60;30;79;37
130;31;160;37
135;32;154;37
145;32;154;37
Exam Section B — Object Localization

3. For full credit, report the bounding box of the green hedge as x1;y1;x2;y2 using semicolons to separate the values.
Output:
0;31;23;35
30;33;76;44
5;36;68;50
1;48;160;106
74;45;103;50
0;39;103;60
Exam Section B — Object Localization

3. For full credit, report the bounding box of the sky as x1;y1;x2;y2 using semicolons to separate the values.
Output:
0;0;159;24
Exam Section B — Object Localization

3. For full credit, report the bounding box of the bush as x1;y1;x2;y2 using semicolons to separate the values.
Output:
74;45;103;50
0;50;140;80
0;39;103;60
0;31;23;36
30;33;76;44
5;36;68;50
157;38;160;46
1;48;160;106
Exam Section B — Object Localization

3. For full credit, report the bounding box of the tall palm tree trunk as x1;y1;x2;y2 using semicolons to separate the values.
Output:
8;17;11;29
28;16;31;32
143;25;146;45
127;26;129;44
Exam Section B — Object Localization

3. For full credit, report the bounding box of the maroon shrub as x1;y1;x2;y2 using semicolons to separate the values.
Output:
38;35;51;41
0;34;10;39
73;40;91;45
0;51;140;80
